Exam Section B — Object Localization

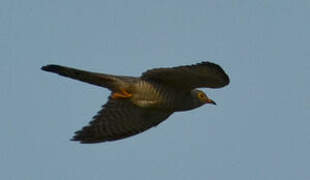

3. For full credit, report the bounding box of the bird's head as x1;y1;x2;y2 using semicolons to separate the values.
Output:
191;89;216;107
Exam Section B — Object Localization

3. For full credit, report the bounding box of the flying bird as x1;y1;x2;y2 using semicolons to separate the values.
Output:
41;62;230;143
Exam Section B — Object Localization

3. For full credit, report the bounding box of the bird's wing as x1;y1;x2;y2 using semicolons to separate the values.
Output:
141;62;230;90
72;97;172;143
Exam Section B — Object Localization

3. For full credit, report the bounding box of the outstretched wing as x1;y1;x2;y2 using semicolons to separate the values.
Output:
72;97;172;143
141;62;230;90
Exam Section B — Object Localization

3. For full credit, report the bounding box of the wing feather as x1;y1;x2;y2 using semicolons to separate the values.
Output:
72;97;172;143
141;61;230;89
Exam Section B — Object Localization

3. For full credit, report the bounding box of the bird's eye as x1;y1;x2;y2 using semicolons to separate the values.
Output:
198;93;205;99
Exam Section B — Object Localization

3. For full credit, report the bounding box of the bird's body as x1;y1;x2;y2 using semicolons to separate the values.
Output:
121;79;200;111
41;62;229;143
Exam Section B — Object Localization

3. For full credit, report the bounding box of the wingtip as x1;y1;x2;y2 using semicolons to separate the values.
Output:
71;130;103;144
71;134;86;144
200;61;230;86
70;136;105;144
70;137;84;144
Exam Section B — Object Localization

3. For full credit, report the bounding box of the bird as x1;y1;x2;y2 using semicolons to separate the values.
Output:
41;62;230;143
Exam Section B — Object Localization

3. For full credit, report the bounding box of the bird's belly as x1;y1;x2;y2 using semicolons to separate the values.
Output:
130;81;174;110
133;99;161;108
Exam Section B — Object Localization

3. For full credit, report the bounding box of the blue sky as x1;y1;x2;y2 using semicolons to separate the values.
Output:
1;0;309;179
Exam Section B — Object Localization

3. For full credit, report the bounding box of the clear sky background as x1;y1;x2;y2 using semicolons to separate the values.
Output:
1;0;309;179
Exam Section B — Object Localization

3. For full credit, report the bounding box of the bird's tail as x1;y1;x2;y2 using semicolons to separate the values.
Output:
41;64;118;90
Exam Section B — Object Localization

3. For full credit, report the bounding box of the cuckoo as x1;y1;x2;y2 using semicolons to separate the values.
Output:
41;62;230;143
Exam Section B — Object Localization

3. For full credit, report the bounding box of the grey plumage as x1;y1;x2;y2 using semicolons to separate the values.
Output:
41;61;229;143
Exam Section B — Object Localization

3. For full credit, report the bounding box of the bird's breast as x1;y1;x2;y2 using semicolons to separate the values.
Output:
130;80;176;111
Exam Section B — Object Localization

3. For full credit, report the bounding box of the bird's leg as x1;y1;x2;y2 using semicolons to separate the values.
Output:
111;88;132;99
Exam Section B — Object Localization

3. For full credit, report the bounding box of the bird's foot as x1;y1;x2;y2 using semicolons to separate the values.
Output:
111;89;132;99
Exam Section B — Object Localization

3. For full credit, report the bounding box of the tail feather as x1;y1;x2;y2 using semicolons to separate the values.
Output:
41;64;116;89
